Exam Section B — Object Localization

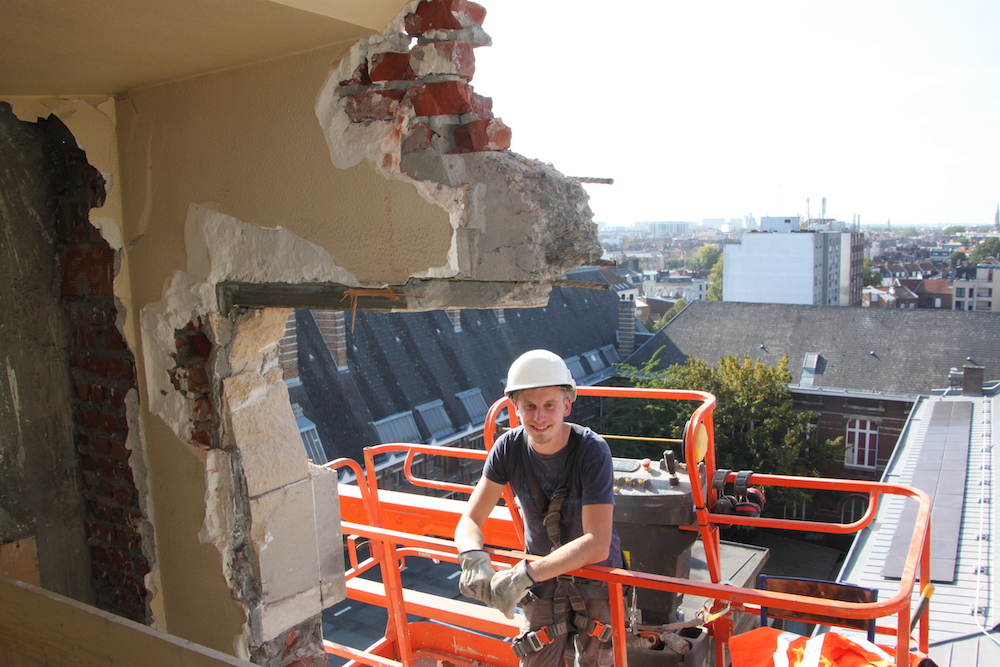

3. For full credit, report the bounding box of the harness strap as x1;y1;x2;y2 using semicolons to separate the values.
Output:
511;577;613;658
519;425;582;551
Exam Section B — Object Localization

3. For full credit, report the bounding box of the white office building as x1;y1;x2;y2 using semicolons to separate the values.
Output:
723;230;863;306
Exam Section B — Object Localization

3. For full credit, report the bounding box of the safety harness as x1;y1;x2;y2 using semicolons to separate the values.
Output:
510;425;615;660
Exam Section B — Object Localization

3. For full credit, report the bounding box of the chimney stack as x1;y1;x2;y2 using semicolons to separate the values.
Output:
618;298;636;359
314;310;349;370
962;364;984;396
278;311;300;382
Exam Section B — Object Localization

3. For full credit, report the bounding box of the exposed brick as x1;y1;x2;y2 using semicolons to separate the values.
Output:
411;42;476;80
113;485;134;506
405;0;474;34
76;325;99;348
408;81;475;117
93;436;112;456
98;412;123;435
101;328;127;351
97;479;115;499
401;123;436;153
111;439;130;463
345;89;406;123
191;398;213;422
106;357;135;381
57;243;115;296
466;1;487;26
187;332;212;358
75;354;108;376
91;544;112;565
168;367;209;394
108;388;127;408
368;52;414;82
89;384;106;406
339;61;371;87
76;381;90;401
190;428;213;448
470;94;493;120
81;454;99;472
454;118;511;151
80;410;102;429
124;575;146;599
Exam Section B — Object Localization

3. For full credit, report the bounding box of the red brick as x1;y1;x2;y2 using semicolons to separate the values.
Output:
190;428;213;448
97;457;116;479
411;42;476;80
75;354;108;376
192;398;213;422
80;410;102;429
124;575;146;599
101;329;127;351
106;357;135;381
407;81;475;117
466;1;487;26
470;94;493;119
112;439;130;463
89;384;105;406
94;436;112;456
57;243;115;296
187;333;212;358
368;52;413;82
91;544;112;564
97;479;115;499
99;412;123;435
454;118;511;151
81;454;99;472
339;62;371;87
109;388;127;408
404;0;468;34
76;381;90;401
77;325;99;348
345;89;406;122
113;485;134;506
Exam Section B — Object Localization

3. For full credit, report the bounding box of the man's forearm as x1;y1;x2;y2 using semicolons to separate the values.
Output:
454;515;486;554
523;532;609;583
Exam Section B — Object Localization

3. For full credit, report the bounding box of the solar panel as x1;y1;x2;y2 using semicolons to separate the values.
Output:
881;400;973;582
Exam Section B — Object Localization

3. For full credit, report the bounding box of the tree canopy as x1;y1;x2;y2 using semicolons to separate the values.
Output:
969;238;1000;264
941;225;966;236
651;298;687;332
585;352;841;508
862;259;882;287
687;245;721;271
707;257;723;300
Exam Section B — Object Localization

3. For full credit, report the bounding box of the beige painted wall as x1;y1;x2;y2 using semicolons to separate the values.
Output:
116;40;453;313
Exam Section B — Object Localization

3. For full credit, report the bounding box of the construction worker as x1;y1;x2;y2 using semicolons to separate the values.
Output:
455;349;623;666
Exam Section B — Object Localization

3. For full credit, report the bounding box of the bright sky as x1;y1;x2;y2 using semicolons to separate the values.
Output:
472;1;1000;228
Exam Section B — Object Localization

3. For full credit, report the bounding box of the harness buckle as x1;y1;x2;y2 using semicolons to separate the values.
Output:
511;626;553;658
584;618;614;643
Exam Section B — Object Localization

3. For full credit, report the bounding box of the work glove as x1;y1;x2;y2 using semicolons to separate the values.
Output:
489;559;535;619
458;550;496;605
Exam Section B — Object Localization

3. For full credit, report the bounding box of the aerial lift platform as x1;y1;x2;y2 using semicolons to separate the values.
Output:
323;386;933;666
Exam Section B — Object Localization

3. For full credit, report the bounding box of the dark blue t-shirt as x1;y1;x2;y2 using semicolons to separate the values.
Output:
483;424;623;569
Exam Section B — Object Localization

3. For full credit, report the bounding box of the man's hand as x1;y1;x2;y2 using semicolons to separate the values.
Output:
458;550;496;605
490;560;534;619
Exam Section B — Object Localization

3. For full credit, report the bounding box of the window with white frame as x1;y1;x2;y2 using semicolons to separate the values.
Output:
845;419;878;469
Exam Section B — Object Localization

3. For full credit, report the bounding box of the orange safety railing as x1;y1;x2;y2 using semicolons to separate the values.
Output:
323;386;932;667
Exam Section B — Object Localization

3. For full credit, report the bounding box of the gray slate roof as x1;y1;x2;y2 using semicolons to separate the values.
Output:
293;286;621;462
626;301;999;395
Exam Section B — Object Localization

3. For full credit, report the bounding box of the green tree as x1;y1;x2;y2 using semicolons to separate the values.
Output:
706;257;723;300
941;225;966;236
899;227;920;237
587;352;841;509
948;251;967;268
862;259;882;287
651;298;687;331
969;238;1000;264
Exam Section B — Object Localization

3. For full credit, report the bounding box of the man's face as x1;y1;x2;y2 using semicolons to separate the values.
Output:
512;386;572;449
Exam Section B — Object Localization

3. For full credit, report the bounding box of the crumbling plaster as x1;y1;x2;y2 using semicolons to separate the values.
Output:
4;0;602;658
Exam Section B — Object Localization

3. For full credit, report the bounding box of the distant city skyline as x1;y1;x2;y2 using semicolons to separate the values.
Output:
473;1;1000;229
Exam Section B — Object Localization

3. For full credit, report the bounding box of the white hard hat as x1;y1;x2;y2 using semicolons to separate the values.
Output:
505;349;576;398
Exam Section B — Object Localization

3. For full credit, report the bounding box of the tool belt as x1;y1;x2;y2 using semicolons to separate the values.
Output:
511;576;613;659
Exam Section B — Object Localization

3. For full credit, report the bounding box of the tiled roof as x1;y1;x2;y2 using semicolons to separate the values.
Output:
294;286;622;461
626;301;999;394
